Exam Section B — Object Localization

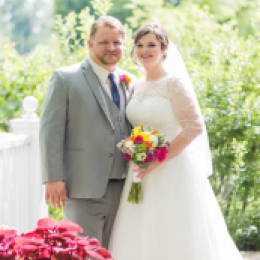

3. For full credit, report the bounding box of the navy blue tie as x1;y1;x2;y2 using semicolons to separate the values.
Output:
108;73;120;108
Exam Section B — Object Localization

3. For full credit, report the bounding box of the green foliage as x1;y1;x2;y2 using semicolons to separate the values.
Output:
125;0;164;29
92;0;113;17
49;204;63;221
54;0;92;18
0;0;53;54
54;0;132;25
53;0;256;38
1;0;260;250
175;0;258;37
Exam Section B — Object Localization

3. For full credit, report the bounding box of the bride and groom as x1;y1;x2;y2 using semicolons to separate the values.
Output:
40;16;243;259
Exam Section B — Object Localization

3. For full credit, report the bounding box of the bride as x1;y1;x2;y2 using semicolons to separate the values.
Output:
109;23;243;259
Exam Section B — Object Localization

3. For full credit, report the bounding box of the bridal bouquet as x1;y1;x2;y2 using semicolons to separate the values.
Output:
117;125;170;204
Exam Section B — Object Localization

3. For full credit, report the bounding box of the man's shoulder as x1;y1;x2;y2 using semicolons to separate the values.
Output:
55;62;82;76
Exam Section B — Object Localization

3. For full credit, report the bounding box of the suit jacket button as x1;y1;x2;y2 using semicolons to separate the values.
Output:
109;153;113;157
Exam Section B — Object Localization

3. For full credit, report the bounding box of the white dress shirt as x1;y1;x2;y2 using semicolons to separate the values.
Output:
88;57;120;99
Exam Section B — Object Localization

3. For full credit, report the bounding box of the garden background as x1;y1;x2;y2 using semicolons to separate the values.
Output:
0;0;260;251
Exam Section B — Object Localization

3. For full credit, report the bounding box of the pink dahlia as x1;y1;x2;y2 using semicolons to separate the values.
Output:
124;153;132;162
134;135;143;144
155;147;167;162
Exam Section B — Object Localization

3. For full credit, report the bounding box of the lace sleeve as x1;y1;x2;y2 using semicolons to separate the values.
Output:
169;77;204;140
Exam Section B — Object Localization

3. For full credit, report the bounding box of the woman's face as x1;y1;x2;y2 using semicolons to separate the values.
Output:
134;33;165;69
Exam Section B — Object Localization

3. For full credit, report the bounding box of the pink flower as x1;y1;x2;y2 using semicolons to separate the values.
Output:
155;147;167;162
88;238;100;247
124;153;132;162
23;231;42;239
62;231;78;240
57;220;83;233
144;154;153;163
0;217;114;260
85;250;105;259
120;75;126;81
134;135;143;144
14;237;44;248
96;248;113;258
52;245;77;258
48;233;74;248
37;217;57;230
0;230;17;242
21;244;39;253
20;244;51;258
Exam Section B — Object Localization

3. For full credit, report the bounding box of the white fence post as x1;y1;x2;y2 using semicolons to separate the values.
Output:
9;96;48;232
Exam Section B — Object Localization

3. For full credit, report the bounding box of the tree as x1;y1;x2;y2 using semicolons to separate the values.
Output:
54;0;131;24
173;0;258;37
0;0;53;54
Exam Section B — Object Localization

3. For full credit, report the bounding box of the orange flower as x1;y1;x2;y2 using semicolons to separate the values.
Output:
125;75;131;84
145;141;153;148
152;130;158;134
125;136;135;142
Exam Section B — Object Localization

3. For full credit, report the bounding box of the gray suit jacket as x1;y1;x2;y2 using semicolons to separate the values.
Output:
40;58;133;198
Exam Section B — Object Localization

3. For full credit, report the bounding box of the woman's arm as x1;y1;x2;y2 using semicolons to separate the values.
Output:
136;77;204;179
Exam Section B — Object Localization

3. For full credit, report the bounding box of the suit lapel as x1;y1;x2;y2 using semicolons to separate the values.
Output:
81;58;114;129
119;80;127;105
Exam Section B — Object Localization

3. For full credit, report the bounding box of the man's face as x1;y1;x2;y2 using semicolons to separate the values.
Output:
88;26;124;68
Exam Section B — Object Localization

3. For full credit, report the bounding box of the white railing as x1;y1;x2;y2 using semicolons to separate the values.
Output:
0;97;48;233
0;134;30;231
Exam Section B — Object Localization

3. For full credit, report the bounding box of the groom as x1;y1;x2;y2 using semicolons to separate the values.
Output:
40;16;132;248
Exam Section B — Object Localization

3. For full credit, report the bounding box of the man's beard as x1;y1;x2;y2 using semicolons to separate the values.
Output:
96;52;120;65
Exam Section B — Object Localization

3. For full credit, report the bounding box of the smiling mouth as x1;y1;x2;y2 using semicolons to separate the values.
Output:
141;55;152;59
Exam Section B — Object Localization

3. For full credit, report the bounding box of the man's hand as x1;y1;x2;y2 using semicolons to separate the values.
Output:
45;181;68;208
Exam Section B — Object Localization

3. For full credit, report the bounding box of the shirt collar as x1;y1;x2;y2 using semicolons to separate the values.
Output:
88;56;119;84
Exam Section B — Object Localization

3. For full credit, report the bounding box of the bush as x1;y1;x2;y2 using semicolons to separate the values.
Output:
0;218;113;259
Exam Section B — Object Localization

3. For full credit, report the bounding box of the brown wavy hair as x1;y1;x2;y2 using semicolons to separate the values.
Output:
134;23;169;60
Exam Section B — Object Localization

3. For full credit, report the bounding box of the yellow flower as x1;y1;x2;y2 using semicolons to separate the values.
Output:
133;126;143;136
133;126;142;132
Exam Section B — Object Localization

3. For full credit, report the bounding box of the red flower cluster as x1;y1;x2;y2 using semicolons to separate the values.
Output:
154;147;168;162
0;218;113;260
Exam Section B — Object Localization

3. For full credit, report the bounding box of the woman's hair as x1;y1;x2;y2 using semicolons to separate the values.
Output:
90;16;125;39
134;23;169;60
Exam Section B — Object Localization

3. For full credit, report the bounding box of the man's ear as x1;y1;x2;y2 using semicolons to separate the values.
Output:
87;39;92;48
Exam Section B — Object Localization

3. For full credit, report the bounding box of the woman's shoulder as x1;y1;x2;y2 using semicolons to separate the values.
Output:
132;77;145;90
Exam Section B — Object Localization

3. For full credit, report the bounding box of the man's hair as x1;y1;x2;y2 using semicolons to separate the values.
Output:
90;16;126;39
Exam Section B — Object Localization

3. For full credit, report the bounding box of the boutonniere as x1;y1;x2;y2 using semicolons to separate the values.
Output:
120;75;131;90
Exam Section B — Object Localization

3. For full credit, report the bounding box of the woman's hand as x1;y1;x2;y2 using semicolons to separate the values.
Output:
134;160;160;180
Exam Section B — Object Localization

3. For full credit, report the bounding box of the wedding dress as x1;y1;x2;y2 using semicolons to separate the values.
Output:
109;76;243;260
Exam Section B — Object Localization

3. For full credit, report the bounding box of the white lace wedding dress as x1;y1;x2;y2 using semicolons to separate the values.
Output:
109;76;243;260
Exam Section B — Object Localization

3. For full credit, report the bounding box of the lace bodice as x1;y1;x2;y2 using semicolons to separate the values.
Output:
126;76;203;142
